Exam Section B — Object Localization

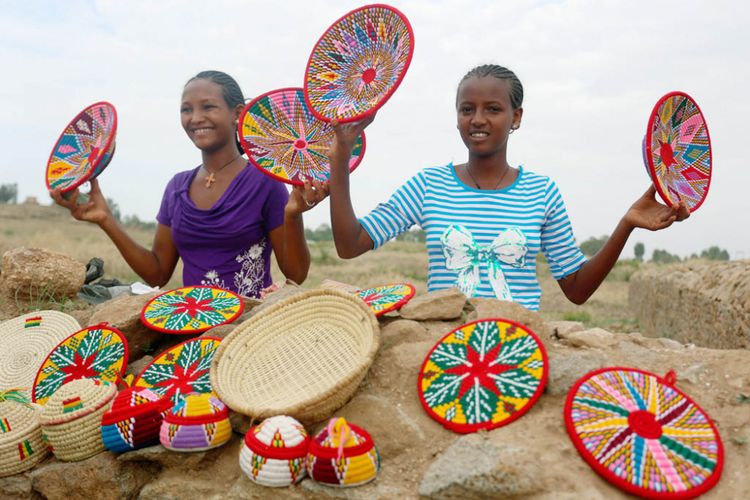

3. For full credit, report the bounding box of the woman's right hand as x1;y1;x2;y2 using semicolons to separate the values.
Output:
329;114;376;161
50;178;114;226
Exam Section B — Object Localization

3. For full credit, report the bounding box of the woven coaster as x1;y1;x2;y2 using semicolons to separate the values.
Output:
239;87;365;185
140;285;244;334
644;92;711;211
355;283;415;317
133;337;221;406
304;4;414;123
565;367;723;499
0;311;81;394
418;318;548;433
32;324;128;405
45;101;117;193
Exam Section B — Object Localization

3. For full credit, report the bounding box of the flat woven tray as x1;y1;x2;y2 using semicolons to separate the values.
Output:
141;286;244;334
211;289;380;425
355;283;415;317
565;367;723;499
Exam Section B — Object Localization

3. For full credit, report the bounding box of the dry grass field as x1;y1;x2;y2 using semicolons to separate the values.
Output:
0;202;640;330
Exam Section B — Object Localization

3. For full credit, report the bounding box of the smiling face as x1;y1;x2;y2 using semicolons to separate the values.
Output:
456;76;523;159
180;78;241;153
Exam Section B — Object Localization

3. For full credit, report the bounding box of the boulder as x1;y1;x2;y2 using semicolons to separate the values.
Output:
399;288;466;321
88;292;161;361
629;261;750;349
466;298;552;349
563;327;617;349
0;247;85;302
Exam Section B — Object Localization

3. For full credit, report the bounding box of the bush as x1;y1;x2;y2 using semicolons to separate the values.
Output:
0;183;18;204
700;246;730;261
652;249;681;264
580;235;608;257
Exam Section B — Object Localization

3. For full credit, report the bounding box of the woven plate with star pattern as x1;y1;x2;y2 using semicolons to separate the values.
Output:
304;4;415;123
644;92;712;212
45;102;117;194
239;88;365;185
132;337;222;407
565;367;723;499
418;318;548;433
140;286;244;335
31;324;128;405
355;283;415;317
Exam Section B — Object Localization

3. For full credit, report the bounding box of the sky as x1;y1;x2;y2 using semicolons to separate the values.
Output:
2;0;748;259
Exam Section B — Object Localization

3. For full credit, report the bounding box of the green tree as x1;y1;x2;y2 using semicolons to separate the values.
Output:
0;183;18;204
580;235;608;257
652;249;681;264
106;198;121;222
700;246;730;261
633;242;645;262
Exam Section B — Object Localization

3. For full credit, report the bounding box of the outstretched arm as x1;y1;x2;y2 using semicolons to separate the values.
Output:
328;117;376;258
50;179;179;287
558;185;689;304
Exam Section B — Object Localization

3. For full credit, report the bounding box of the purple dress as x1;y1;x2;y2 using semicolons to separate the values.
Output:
157;163;288;297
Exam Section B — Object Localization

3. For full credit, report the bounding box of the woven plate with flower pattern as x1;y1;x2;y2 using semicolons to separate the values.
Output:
418;318;547;433
141;286;244;334
355;283;415;317
565;367;723;499
32;324;128;405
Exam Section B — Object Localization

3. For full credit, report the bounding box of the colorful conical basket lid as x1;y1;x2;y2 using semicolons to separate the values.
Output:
101;387;170;453
133;337;221;406
644;91;711;212
160;393;231;451
240;415;310;487
45;101;117;194
307;417;379;487
0;399;49;477
418;318;548;433
304;4;415;123
32;323;128;405
564;367;723;499
141;286;244;334
239;87;365;185
355;283;415;317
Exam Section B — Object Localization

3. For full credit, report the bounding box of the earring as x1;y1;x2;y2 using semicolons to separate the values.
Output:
509;124;519;134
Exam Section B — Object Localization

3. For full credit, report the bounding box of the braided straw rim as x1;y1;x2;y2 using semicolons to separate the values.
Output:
0;311;81;393
210;289;380;424
40;379;117;426
0;401;49;477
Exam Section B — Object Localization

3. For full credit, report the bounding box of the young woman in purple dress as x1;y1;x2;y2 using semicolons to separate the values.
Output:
52;71;327;297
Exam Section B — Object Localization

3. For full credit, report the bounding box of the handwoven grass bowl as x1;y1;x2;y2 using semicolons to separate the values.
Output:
210;289;380;425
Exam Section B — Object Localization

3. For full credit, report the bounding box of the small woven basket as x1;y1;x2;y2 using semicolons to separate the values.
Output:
239;415;310;487
40;379;116;461
159;393;231;452
0;401;49;477
211;289;380;425
101;387;170;453
306;417;379;487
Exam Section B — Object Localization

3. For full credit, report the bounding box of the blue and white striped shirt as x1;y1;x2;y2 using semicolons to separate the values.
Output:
359;164;586;311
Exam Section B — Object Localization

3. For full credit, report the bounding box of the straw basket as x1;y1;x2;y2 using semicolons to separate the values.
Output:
101;387;170;453
306;417;379;487
0;401;49;477
0;311;80;394
159;393;231;452
40;379;116;461
211;289;379;425
239;415;310;487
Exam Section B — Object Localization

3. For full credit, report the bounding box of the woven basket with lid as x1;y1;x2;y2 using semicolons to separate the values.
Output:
239;415;310;487
306;417;379;487
40;378;117;461
101;387;170;453
210;289;380;425
0;401;49;477
159;393;231;452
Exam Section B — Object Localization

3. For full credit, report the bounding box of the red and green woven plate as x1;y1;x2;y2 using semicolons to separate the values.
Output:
418;318;547;433
140;286;244;334
32;323;128;405
564;367;723;499
355;283;415;317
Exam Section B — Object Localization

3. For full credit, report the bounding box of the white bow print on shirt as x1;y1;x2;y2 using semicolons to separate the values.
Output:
441;224;528;301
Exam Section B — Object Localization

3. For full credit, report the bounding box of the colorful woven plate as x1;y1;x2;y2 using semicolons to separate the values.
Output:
239;88;366;185
133;337;221;406
304;4;415;123
564;367;723;499
418;318;548;433
45;101;117;194
31;323;128;405
140;285;244;334
644;92;712;212
356;283;415;317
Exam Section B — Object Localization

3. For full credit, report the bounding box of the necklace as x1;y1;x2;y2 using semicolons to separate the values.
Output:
203;154;240;188
465;164;511;190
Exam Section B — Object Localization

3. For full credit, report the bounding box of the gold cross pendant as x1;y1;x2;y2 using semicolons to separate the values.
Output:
204;173;216;188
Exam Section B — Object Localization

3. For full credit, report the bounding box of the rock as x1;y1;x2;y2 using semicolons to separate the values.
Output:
0;473;37;500
657;338;684;350
88;292;161;361
380;319;427;349
547;348;611;396
202;323;238;340
0;247;85;302
118;444;206;468
243;281;304;320
419;434;542;499
30;452;158;500
229;410;253;435
399;288;466;321
564;328;616;349
629;261;750;349
124;355;153;379
547;320;585;339
466;298;552;349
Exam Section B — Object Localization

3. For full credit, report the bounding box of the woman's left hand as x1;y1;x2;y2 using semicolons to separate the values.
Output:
624;185;690;231
286;179;330;216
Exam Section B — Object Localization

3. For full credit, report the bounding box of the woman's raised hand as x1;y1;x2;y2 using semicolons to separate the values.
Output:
329;114;376;161
624;185;690;231
286;178;330;216
50;178;114;226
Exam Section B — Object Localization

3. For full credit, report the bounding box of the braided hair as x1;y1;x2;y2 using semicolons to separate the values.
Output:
457;64;524;109
185;70;245;153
